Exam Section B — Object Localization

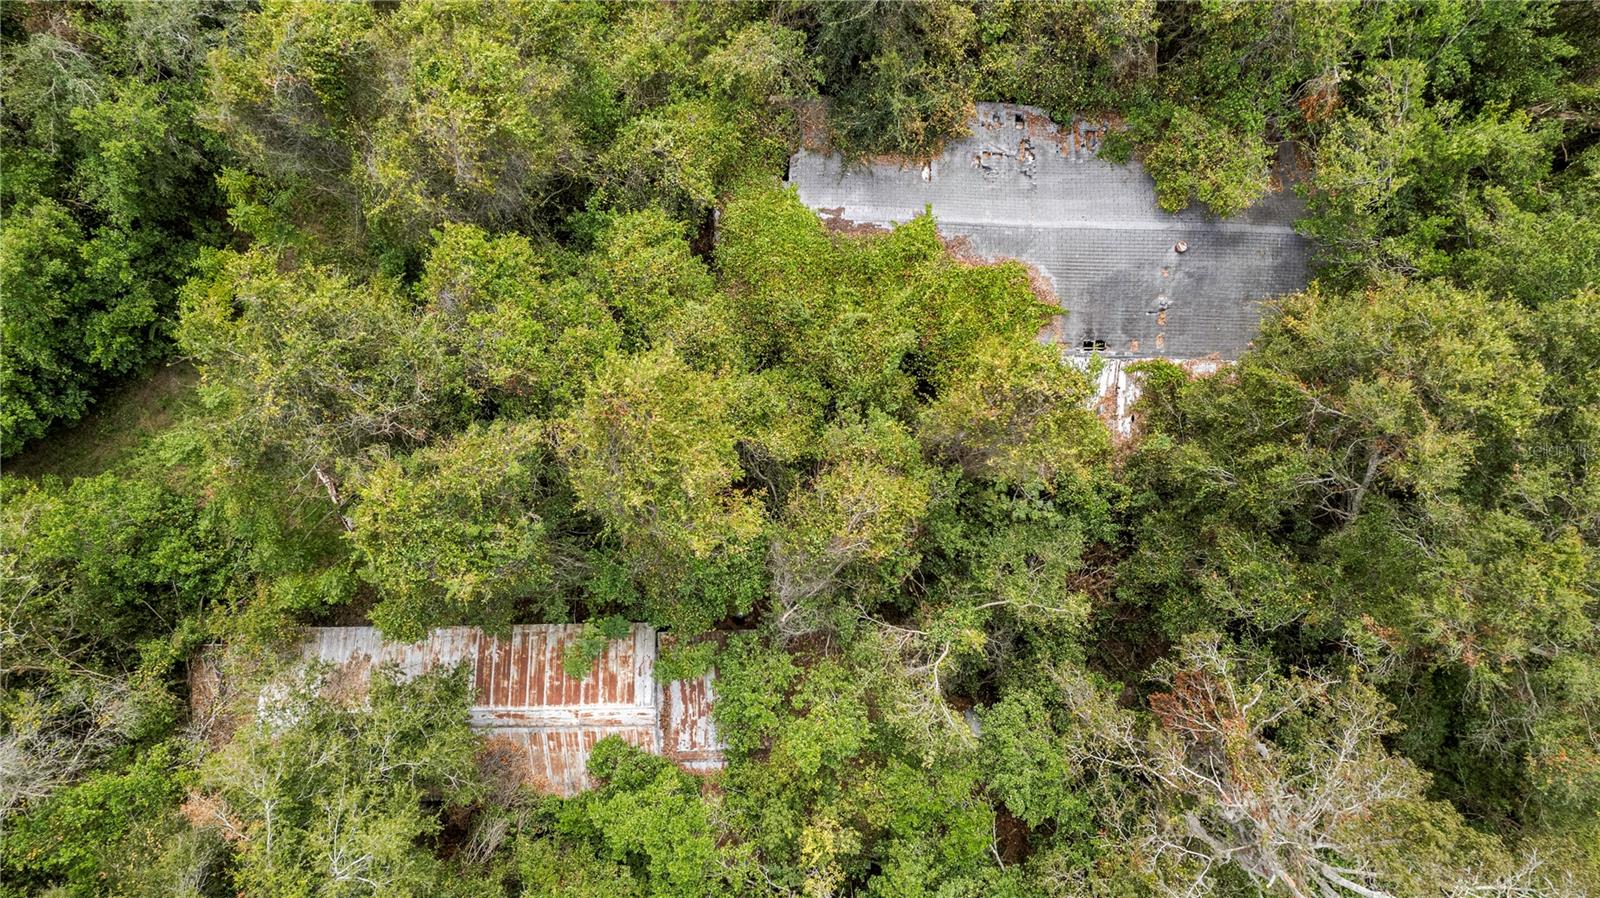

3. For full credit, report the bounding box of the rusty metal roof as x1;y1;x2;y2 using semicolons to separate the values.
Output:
788;102;1313;360
290;625;724;795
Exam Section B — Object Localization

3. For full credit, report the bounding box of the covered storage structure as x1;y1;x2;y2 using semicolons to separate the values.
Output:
288;624;724;796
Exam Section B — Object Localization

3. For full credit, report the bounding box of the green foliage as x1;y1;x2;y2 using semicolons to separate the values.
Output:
1303;59;1563;284
205;0;381;252
715;649;998;896
587;209;715;347
558;347;765;594
596;98;764;221
181;224;612;490
2;469;237;672
1;0;233;455
515;835;641;898
809;0;978;157
0;200;164;454
1;742;188;896
1124;633;1523;898
7;4;1599;895
578;738;720;898
803;0;1595;228
366;1;583;248
198;666;484;897
1137;106;1272;216
710;634;802;759
915;477;1113;671
771;413;936;635
653;638;718;685
714;187;1054;418
1123;279;1598;836
1457;181;1600;308
351;419;554;642
562;614;634;679
419;222;621;417
975;0;1155;121
177;248;473;483
977;689;1086;830
919;337;1108;488
205;0;798;260
701;20;817;111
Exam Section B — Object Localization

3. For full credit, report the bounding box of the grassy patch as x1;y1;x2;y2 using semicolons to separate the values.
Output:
2;362;199;482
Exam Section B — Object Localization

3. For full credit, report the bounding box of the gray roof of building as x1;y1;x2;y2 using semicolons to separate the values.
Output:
787;103;1313;359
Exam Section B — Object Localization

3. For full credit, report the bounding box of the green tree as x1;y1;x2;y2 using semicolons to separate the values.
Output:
713;188;1054;418
918;336;1107;488
557;347;765;615
350;420;553;642
514;835;642;898
205;0;380;252
1138;105;1273;216
577;738;721;898
198;666;484;897
1;202;101;453
807;0;978;157
1123;279;1597;840
975;688;1084;830
975;0;1155;121
585;209;715;348
1121;634;1530;898
1;470;236;675
364;1;583;248
419;222;620;417
595;98;766;222
177;248;472;492
771;414;934;639
0;742;189;896
1;0;233;454
1303;59;1560;284
714;648;998;897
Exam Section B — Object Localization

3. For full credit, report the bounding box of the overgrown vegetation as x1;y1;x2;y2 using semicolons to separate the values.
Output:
1;0;233;453
3;2;1597;897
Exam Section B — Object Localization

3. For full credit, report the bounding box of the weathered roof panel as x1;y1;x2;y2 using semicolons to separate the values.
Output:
466;624;653;713
484;727;659;797
788;102;1312;359
661;672;723;773
285;625;724;795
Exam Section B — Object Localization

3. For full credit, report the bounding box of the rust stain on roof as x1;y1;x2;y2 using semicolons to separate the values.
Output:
286;625;726;796
661;670;723;773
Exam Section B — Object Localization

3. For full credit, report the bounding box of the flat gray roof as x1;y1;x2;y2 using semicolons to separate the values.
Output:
788;103;1312;359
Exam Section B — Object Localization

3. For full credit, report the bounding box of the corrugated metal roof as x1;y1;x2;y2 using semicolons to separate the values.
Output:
660;664;723;773
284;625;724;796
788;102;1312;360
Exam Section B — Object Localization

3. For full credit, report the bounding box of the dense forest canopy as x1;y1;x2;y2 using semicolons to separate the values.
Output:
1;1;1597;897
